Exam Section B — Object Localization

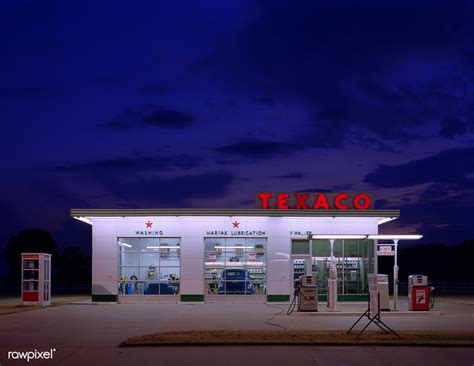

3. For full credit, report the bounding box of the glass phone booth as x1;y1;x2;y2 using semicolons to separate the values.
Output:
21;253;51;306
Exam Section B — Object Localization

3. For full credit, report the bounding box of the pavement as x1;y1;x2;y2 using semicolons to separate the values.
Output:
0;297;473;365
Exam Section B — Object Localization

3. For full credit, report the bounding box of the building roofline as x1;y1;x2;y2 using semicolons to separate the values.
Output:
70;208;400;218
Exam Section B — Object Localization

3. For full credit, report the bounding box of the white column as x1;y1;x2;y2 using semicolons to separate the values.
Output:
307;238;313;275
393;239;399;311
327;239;337;311
374;239;378;274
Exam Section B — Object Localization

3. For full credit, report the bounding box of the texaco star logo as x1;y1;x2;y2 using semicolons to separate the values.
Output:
145;220;153;228
232;221;240;228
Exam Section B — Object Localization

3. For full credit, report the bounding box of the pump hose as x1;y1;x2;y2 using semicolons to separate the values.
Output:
287;288;300;315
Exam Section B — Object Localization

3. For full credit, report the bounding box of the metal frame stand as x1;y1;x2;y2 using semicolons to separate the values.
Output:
347;293;401;338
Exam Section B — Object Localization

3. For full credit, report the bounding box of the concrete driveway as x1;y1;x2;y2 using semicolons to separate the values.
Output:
0;298;472;365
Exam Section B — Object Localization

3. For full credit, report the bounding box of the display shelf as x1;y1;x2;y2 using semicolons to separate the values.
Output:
204;269;222;281
255;244;265;255
234;247;244;256
248;267;265;281
293;259;306;280
159;247;170;257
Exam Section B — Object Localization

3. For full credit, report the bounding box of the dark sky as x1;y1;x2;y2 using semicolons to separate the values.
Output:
1;0;474;263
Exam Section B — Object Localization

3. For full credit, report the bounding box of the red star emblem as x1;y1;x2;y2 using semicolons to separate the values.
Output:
145;220;153;228
232;221;240;228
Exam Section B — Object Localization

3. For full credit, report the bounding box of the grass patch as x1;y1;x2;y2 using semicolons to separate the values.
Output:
120;330;474;347
0;295;89;315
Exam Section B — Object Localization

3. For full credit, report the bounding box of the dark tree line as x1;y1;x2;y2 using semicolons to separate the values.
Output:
2;229;91;282
378;240;474;282
3;229;473;283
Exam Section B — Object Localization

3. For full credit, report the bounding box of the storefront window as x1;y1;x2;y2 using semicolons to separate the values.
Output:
118;238;180;295
291;240;310;255
204;238;266;295
311;239;373;295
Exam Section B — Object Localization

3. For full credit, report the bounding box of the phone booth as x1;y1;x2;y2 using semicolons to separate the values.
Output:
408;274;430;311
21;253;51;306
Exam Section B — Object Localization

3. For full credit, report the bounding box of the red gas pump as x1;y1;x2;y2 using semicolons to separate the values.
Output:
408;274;430;311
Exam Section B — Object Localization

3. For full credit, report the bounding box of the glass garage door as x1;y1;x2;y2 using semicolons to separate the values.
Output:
204;238;267;297
118;237;180;296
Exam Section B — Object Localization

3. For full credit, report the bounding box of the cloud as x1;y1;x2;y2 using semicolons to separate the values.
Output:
240;199;255;206
196;1;474;146
49;154;230;206
375;179;474;244
272;172;305;179
106;171;235;206
296;188;332;193
349;132;399;153
140;84;168;94
383;189;474;244
364;147;474;188
374;198;388;208
253;92;275;106
0;86;61;101
95;75;124;88
50;153;202;174
216;138;307;160
0;200;20;233
439;115;467;139
103;105;195;130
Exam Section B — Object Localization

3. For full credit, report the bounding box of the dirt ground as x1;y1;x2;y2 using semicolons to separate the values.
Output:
121;330;474;347
436;294;474;305
0;295;89;315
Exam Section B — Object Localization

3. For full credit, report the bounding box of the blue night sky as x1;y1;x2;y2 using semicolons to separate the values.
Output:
1;0;473;260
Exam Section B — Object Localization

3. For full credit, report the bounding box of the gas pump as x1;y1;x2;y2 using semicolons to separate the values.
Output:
287;275;318;314
408;274;430;311
299;275;318;312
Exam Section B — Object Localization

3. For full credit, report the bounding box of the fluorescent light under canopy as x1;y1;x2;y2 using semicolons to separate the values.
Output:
311;235;367;240
368;235;423;240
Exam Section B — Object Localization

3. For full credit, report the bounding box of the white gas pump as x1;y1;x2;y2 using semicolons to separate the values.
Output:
377;274;390;311
298;275;318;312
287;274;318;314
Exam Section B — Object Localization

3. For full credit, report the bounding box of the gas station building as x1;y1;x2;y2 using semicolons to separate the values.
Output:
71;192;409;303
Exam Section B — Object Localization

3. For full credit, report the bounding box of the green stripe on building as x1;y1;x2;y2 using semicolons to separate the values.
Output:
181;294;205;302
267;295;290;302
92;294;117;302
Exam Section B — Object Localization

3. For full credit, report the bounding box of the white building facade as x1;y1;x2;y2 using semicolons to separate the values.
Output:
72;206;399;303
